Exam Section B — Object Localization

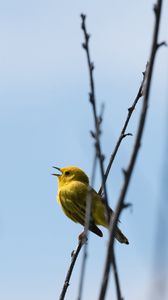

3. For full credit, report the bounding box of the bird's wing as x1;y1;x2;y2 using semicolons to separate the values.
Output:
72;196;103;237
59;188;103;237
90;188;110;227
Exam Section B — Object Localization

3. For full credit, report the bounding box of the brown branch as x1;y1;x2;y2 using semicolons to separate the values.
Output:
111;247;123;300
98;70;145;195
59;240;83;300
81;14;124;300
81;14;110;217
59;16;108;300
98;1;164;299
77;154;97;300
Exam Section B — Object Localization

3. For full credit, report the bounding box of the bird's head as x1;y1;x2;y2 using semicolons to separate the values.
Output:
52;166;89;187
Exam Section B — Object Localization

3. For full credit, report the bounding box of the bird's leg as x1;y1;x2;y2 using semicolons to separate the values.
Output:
78;231;88;245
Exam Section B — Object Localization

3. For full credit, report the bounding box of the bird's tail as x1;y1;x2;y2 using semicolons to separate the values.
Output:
115;227;129;244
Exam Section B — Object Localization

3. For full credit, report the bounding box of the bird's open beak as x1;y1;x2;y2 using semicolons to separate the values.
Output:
52;166;62;177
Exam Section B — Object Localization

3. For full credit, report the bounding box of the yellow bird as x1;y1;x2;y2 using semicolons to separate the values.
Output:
53;166;129;244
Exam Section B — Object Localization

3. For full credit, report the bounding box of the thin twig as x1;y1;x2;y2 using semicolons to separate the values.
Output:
77;154;97;300
77;15;110;300
98;1;164;299
81;14;110;219
81;14;123;299
111;247;123;300
99;71;145;195
59;240;83;300
77;105;106;300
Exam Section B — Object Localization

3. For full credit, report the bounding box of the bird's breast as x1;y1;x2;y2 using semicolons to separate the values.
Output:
57;181;88;206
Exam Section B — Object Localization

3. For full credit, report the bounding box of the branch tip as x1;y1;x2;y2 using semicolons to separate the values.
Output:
127;133;133;137
71;250;75;258
122;168;127;177
98;116;103;125
89;92;94;103
122;132;133;139
80;14;86;22
90;62;94;71
157;41;167;49
65;281;69;287
123;202;132;209
128;106;134;113
153;3;158;15
90;130;96;139
82;42;87;50
86;33;90;41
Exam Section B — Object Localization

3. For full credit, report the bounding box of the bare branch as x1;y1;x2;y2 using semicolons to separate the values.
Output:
59;15;107;300
81;14;110;218
59;15;108;300
98;69;146;195
77;155;97;300
156;41;167;49
111;247;123;300
81;14;123;299
59;240;83;300
98;1;164;299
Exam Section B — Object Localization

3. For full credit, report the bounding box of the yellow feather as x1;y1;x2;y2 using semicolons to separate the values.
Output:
54;166;129;244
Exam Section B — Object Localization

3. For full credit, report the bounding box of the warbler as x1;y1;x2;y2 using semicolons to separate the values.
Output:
53;166;129;244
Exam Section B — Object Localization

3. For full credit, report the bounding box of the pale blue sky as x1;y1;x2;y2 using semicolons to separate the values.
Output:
0;1;168;300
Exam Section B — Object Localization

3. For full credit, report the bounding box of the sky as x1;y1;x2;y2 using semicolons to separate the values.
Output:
0;1;168;300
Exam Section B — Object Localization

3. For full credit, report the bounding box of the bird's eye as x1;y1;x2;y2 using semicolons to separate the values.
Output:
65;171;70;176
